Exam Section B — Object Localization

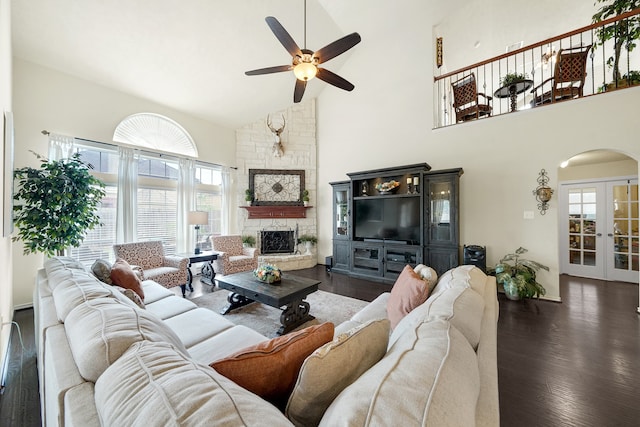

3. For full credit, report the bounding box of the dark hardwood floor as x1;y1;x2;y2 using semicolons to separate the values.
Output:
1;266;639;427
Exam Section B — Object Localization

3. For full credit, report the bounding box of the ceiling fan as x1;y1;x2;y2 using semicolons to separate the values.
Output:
245;0;361;103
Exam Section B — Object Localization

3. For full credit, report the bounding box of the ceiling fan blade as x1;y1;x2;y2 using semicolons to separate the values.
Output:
314;33;361;64
294;79;307;103
245;65;292;76
265;16;302;57
316;68;355;91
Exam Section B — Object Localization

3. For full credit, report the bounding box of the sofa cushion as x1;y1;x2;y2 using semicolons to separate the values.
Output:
110;258;145;300
210;322;334;408
319;319;480;427
433;265;487;296
286;319;390;427
90;259;112;284
44;256;85;276
390;286;485;350
64;298;187;382
95;341;294;427
387;265;432;329
51;275;137;322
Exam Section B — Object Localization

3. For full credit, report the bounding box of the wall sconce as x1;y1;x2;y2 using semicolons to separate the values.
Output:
533;169;554;215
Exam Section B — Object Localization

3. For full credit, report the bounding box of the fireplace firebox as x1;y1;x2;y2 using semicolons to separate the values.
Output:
260;230;296;254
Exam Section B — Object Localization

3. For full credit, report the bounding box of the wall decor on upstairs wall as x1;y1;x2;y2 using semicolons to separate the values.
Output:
436;37;443;68
249;169;305;205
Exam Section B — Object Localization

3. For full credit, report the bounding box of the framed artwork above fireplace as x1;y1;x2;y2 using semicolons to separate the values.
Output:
249;169;305;206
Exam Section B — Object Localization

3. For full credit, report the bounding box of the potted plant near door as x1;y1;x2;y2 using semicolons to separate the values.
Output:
298;234;317;255
489;247;548;300
12;152;106;256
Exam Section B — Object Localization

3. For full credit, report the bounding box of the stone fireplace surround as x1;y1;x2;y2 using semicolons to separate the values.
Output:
236;100;317;271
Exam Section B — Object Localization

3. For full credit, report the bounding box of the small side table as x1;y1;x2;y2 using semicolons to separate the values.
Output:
494;79;533;112
176;251;219;292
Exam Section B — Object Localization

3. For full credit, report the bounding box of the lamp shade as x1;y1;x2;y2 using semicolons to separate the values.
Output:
188;211;208;225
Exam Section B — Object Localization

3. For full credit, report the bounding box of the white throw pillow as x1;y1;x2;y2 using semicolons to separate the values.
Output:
285;319;390;427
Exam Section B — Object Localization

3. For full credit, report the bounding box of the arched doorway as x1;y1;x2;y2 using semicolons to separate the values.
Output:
557;149;639;283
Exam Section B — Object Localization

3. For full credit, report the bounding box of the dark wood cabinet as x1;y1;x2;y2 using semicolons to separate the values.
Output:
330;164;462;284
424;169;463;272
330;181;351;273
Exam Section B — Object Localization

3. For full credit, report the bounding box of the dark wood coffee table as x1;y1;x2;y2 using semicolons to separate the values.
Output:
216;271;320;335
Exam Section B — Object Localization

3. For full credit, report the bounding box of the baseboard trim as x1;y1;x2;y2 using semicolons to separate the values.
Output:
540;295;562;303
13;302;33;311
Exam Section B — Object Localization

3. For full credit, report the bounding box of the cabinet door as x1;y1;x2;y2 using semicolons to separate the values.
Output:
427;247;459;276
332;182;351;240
351;243;383;277
426;174;459;245
332;241;351;273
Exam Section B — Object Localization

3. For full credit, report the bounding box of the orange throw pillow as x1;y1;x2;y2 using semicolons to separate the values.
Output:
110;258;145;300
210;322;334;409
387;265;431;329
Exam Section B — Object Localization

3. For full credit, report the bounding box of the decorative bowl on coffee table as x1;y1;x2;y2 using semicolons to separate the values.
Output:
253;264;282;284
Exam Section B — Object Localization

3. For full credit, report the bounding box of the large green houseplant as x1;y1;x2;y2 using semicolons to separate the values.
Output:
592;0;640;85
490;247;549;300
13;152;106;256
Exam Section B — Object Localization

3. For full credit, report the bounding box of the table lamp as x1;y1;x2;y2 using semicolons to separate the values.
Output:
188;211;208;254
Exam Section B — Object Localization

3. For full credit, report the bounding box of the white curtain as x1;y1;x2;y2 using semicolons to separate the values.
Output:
177;158;196;253
116;147;138;243
221;166;232;235
48;133;75;160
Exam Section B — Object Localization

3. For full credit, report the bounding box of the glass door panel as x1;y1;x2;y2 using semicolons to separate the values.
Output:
335;188;349;237
607;181;639;282
561;184;605;278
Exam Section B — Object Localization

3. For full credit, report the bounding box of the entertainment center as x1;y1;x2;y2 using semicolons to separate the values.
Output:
330;163;463;284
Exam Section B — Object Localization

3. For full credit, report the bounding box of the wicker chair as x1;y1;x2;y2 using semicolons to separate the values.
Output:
451;72;493;123
113;241;190;297
531;45;592;106
211;235;259;277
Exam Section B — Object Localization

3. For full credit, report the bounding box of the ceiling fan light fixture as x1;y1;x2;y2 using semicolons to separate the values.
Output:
293;61;317;81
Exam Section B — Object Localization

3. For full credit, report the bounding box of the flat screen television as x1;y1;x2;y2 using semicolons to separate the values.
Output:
353;197;421;244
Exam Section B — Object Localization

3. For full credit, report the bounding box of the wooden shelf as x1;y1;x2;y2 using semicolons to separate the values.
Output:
241;205;312;219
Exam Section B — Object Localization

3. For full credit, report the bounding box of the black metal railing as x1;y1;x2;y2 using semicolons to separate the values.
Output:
434;8;640;128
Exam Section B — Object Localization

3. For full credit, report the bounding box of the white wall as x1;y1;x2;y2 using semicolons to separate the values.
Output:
315;1;640;301
11;59;237;308
0;0;13;386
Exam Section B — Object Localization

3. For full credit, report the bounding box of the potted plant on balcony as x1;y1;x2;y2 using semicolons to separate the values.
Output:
500;72;529;87
489;247;548;300
592;0;640;91
298;234;317;255
13;152;106;256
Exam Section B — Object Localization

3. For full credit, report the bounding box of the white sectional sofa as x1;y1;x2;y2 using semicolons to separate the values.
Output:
34;257;499;426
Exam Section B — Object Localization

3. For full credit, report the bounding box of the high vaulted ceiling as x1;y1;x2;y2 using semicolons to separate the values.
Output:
11;0;599;129
12;0;364;128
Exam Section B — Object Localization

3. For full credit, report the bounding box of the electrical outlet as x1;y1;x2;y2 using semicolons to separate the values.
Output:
523;211;535;219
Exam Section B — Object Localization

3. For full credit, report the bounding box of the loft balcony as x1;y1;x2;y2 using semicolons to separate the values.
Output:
433;8;640;129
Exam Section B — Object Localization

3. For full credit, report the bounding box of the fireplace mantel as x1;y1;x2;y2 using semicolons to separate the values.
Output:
241;205;312;219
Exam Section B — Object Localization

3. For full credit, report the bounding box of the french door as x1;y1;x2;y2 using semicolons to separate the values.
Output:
560;179;639;283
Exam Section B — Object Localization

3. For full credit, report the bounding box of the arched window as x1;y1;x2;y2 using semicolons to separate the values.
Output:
113;113;198;157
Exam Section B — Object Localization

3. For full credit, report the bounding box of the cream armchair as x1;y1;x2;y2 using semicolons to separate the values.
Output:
113;241;190;297
211;235;259;277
